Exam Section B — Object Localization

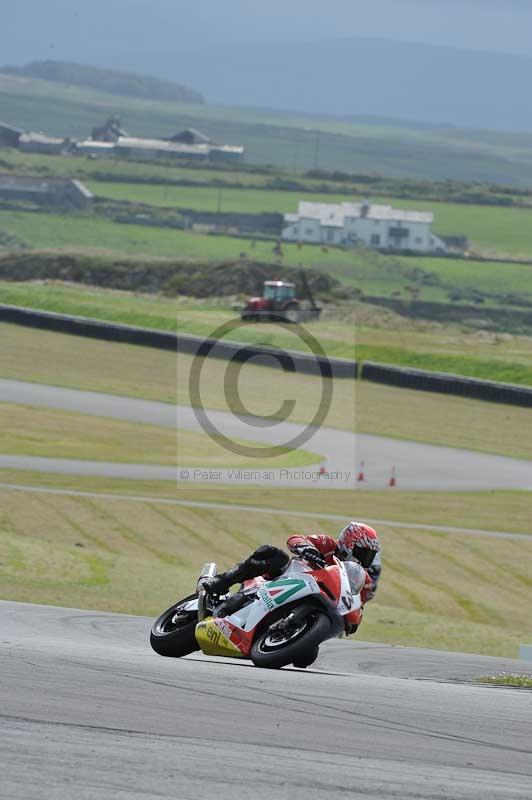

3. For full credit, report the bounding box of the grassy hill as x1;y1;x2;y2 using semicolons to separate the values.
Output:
4;72;532;184
1;60;204;104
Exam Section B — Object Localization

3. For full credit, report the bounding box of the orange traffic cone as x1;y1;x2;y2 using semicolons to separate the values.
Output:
356;461;365;482
388;466;397;488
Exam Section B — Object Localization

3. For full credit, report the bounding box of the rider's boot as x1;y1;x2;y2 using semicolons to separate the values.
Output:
200;545;289;597
200;562;250;597
215;591;249;617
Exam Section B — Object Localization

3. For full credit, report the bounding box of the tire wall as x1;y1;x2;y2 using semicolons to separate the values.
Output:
361;361;532;407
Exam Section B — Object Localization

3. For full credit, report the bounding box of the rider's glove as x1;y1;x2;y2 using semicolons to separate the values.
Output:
295;545;326;568
198;576;223;597
345;622;359;636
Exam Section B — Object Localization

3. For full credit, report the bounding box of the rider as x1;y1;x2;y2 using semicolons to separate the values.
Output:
200;522;381;627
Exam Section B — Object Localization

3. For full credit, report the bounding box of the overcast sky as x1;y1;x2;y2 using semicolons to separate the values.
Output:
2;0;532;65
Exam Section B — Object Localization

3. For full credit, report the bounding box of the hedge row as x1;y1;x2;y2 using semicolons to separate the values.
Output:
0;252;340;297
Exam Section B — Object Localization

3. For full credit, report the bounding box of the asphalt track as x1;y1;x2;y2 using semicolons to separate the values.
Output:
1;601;532;800
1;379;532;491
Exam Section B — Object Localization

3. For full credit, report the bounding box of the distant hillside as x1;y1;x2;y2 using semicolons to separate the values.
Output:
4;70;532;186
164;37;532;132
2;60;205;105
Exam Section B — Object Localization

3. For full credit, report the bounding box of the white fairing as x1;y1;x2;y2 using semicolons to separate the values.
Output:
343;561;366;594
181;599;200;612
225;557;361;632
336;560;362;616
231;563;321;632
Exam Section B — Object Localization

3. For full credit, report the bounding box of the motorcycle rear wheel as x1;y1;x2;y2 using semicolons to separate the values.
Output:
150;594;199;658
251;604;331;669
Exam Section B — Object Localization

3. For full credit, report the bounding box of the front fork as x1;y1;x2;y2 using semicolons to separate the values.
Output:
196;562;217;621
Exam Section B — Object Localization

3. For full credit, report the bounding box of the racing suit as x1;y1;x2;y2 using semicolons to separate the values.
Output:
202;535;381;627
286;534;382;604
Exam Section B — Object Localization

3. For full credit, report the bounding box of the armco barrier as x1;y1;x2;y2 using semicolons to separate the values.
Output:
0;304;357;379
361;361;532;407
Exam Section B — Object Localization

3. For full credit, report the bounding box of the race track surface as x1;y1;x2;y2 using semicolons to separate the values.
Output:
1;601;532;800
1;378;532;490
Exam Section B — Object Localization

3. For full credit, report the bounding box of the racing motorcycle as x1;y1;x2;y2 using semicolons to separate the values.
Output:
150;556;364;669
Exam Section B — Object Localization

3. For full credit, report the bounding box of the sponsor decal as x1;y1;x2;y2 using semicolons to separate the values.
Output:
206;625;221;647
259;588;276;611
214;618;234;639
264;578;307;606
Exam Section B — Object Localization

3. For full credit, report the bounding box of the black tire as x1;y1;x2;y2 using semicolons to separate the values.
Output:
150;594;199;658
251;604;331;669
283;304;301;324
293;646;319;669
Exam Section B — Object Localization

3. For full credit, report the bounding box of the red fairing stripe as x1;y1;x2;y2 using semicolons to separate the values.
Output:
344;609;363;626
311;564;342;604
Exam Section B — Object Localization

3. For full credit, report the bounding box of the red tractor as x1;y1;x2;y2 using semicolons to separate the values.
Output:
241;276;321;324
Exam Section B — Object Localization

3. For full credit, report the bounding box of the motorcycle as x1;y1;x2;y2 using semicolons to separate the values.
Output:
150;556;365;669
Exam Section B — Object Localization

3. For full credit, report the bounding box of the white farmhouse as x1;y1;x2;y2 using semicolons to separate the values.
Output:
282;200;447;253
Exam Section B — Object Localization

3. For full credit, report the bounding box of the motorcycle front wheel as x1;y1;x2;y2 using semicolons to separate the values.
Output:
251;604;331;669
150;594;199;658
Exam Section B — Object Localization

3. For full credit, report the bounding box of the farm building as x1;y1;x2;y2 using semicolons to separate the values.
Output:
169;128;244;162
0;174;93;209
113;135;244;164
75;140;117;157
209;144;245;163
282;200;447;253
115;136;210;162
18;132;69;155
91;115;128;142
170;128;211;145
0;122;23;148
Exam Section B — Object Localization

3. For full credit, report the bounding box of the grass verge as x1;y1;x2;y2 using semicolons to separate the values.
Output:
476;674;532;687
0;403;320;468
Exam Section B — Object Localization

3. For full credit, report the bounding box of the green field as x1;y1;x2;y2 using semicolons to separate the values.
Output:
87;179;532;258
385;199;532;258
3;208;532;306
0;147;275;188
1;474;531;657
4;71;532;185
0;200;532;305
4;281;532;387
2;147;531;210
